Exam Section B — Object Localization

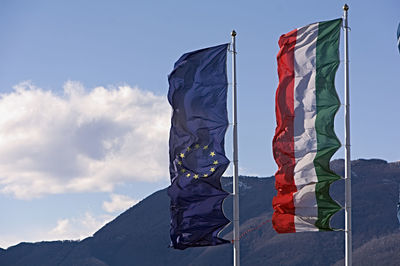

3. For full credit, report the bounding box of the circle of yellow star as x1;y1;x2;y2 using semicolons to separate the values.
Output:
213;160;218;165
210;167;215;172
180;153;185;158
193;174;199;179
203;174;208;178
181;169;186;173
210;151;216;157
195;144;200;149
186;173;191;178
203;145;209;150
177;161;182;165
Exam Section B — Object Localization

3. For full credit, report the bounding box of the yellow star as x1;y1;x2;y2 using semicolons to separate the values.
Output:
210;151;216;157
180;153;185;158
177;161;182;165
203;145;209;150
203;174;208;178
210;167;215;172
181;169;186;173
186;173;191;178
186;147;191;152
194;144;200;149
193;174;199;179
213;160;218;165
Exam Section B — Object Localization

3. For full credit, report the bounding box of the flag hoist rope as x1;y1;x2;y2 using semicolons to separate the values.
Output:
343;4;352;266
231;30;240;266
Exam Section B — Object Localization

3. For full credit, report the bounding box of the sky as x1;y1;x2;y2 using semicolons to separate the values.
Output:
0;0;399;249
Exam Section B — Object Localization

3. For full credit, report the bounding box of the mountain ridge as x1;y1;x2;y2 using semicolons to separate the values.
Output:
1;158;400;265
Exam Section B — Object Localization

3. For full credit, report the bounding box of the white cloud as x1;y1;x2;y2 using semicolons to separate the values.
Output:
47;212;113;241
102;193;138;213
0;212;114;249
0;81;171;199
50;218;70;235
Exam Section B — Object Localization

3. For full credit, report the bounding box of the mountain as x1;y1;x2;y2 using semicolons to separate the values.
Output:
1;158;400;265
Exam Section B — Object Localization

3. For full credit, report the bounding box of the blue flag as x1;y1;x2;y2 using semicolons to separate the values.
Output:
397;23;400;53
167;44;231;250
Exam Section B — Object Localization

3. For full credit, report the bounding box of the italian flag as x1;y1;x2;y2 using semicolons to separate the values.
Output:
272;19;342;233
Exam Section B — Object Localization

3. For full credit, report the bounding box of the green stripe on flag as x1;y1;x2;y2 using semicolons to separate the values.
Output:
314;18;343;230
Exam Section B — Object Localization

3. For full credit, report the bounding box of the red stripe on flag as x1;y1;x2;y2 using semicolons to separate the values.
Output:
272;28;298;233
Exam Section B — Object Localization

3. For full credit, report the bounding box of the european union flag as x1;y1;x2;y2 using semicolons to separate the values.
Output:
167;44;231;250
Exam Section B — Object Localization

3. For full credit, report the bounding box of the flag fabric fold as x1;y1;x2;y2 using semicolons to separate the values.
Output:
397;22;400;53
167;44;231;249
272;19;343;233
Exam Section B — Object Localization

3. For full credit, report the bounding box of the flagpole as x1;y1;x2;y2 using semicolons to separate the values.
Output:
343;4;352;266
231;30;240;266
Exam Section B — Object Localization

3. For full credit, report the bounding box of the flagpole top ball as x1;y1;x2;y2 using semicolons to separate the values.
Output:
343;4;349;11
231;30;237;37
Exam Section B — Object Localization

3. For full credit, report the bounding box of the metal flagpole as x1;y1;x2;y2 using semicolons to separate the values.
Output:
231;30;240;266
343;4;352;266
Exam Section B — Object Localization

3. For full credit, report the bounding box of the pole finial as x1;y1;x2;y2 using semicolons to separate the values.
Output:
231;30;237;37
343;4;349;11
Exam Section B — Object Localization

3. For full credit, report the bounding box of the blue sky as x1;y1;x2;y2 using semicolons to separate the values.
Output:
0;0;399;248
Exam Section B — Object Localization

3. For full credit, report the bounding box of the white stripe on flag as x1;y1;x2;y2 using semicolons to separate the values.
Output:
294;216;319;232
293;23;319;230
